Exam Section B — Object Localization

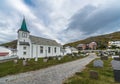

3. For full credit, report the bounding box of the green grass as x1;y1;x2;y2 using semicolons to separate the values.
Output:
64;58;120;84
0;55;85;77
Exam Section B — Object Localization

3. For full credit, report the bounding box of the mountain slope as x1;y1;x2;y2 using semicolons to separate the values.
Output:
64;31;120;49
0;40;17;49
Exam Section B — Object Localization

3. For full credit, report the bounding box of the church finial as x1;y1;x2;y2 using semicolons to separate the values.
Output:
19;17;30;33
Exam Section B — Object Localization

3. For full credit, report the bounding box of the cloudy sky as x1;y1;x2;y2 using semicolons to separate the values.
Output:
0;0;120;44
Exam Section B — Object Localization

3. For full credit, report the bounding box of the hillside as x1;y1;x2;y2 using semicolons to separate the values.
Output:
0;40;17;49
64;31;120;49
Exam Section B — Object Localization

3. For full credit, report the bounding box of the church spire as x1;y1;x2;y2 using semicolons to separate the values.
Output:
18;18;30;33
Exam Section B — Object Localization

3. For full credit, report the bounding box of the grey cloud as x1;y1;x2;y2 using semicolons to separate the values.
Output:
67;3;120;36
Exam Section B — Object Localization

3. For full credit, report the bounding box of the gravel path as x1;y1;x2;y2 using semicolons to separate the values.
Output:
0;53;97;84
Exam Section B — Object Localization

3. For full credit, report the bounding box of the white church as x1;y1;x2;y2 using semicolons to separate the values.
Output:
17;18;62;58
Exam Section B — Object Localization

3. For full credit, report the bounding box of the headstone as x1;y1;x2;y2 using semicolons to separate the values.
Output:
93;60;103;67
101;56;108;60
28;58;31;61
72;53;75;56
111;60;120;82
114;57;120;61
111;60;120;70
89;70;99;79
77;54;80;57
58;56;61;60
113;70;120;82
23;60;27;66
35;57;38;61
53;57;56;60
43;58;48;62
14;59;18;64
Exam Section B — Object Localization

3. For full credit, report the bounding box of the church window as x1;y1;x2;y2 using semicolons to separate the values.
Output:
23;46;26;50
40;46;43;53
54;47;56;53
22;32;27;38
23;52;26;55
48;47;51;53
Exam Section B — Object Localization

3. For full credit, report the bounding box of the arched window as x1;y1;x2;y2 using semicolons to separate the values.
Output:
22;32;27;38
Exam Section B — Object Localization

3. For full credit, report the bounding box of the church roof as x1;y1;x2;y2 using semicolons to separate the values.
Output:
18;18;30;33
29;35;62;47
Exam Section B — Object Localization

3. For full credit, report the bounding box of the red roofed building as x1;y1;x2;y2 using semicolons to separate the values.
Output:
89;42;97;50
0;46;12;57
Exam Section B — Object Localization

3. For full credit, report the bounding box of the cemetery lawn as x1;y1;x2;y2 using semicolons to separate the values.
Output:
64;58;120;84
0;55;85;77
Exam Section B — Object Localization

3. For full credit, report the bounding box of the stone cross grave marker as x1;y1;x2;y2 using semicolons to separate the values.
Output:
93;60;103;68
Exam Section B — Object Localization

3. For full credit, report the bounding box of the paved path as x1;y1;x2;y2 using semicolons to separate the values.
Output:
0;53;97;84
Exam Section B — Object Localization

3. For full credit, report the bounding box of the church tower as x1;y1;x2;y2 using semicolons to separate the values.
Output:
17;18;31;58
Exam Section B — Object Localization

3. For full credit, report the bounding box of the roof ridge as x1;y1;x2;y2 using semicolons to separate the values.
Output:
30;35;55;41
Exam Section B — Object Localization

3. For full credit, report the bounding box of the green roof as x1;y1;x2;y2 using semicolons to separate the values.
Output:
19;18;29;32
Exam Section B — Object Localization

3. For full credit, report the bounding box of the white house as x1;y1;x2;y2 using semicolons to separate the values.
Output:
71;47;79;53
108;41;120;48
64;46;72;55
64;46;78;55
17;18;62;58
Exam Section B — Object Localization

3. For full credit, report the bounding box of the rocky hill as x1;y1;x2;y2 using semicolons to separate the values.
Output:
0;40;17;49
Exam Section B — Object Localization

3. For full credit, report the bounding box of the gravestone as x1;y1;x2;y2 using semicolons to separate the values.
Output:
43;57;48;62
58;56;62;61
77;54;80;57
28;58;31;61
23;60;27;66
14;59;18;64
72;53;75;56
53;56;57;60
101;56;108;60
89;70;99;79
111;60;120;82
93;60;103;68
35;57;38;62
111;60;120;70
114;57;120;61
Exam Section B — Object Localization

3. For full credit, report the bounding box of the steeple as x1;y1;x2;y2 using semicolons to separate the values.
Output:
18;18;30;33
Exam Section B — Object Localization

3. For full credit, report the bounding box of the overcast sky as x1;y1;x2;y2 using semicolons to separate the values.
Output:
0;0;120;44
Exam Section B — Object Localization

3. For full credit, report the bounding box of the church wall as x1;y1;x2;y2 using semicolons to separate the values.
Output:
31;44;61;58
17;44;30;58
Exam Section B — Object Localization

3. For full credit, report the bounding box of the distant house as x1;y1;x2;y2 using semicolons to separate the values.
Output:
71;47;79;53
77;44;83;50
17;18;62;58
89;42;97;50
77;44;87;50
108;41;120;48
64;46;72;55
64;46;78;55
